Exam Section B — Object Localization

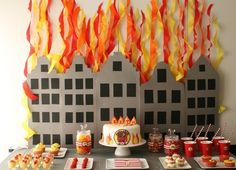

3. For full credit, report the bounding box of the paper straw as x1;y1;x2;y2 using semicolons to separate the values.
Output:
204;124;211;137
220;122;227;136
211;128;221;142
190;124;198;138
194;126;204;142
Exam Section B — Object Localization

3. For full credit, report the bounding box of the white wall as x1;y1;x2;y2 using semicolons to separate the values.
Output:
0;0;236;162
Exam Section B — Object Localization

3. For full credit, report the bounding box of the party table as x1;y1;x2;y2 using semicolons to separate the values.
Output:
0;147;235;170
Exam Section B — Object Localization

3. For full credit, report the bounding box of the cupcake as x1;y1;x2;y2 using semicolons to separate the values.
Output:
206;159;217;167
201;155;212;162
172;153;180;160
31;159;40;169
167;159;176;168
165;156;173;164
224;159;235;167
8;160;16;169
176;157;185;167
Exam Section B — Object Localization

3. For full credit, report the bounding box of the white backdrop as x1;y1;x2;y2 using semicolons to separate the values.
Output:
0;0;236;162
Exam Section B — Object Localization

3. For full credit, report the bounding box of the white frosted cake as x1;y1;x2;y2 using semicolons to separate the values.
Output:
102;117;142;145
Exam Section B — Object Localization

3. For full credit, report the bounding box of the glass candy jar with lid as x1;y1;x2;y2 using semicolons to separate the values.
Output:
76;124;92;155
164;129;180;155
148;128;163;152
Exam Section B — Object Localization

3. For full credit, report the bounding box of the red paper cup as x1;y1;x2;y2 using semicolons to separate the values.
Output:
181;137;193;151
196;137;208;153
184;141;196;157
219;140;230;155
212;136;224;153
201;140;213;156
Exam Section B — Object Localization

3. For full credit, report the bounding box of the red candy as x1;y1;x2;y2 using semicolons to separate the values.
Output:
70;157;78;169
82;157;88;169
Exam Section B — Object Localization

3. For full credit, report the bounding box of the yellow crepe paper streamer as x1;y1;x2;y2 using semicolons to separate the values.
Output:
22;93;36;140
218;105;226;114
212;16;224;69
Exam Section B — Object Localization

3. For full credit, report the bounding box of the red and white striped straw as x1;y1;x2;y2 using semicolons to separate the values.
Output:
194;126;204;142
204;124;211;137
211;128;221;142
190;124;198;138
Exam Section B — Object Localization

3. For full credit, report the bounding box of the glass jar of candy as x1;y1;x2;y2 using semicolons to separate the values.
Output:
148;128;163;152
76;124;92;154
164;129;180;155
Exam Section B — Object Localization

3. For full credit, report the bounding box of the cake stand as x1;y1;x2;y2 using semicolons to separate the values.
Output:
99;139;146;157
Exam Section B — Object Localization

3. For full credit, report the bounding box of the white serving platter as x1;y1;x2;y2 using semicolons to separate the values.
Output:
64;158;93;170
106;158;149;169
159;157;192;169
194;156;236;169
43;147;67;158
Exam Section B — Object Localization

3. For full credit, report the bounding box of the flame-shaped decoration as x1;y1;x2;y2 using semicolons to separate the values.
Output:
130;117;137;125
118;116;124;124
106;133;113;145
111;117;118;124
132;133;139;144
124;116;131;125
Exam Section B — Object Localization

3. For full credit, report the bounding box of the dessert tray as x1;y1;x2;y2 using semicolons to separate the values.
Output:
99;139;146;157
194;156;236;169
106;158;149;169
43;147;67;158
64;158;93;170
159;157;192;169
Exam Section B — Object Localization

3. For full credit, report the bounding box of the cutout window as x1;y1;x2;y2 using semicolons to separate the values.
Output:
41;78;49;89
41;64;48;72
114;108;123;118
65;134;73;145
145;112;154;124
171;111;180;124
52;112;60;122
157;69;166;82
75;64;83;72
198;79;206;90
32;94;39;105
51;78;59;89
127;108;136;119
207;97;215;108
197;115;206;125
76;112;84;123
172;90;181;103
113;61;122;71
43;134;51;145
31;79;39;89
86;78;93;89
158;90;166;103
101;108;110;121
52;134;60;144
42;94;50;104
127;84;136;97
198;97;206;108
42;112;50;122
65;79;73;90
157;111;166;124
65;112;73;123
199;64;205;72
144;90;153;103
76;94;83;105
86;94;93;105
86;112;94;122
113;84;123;97
208;79;216;90
188;98;195;108
33;134;40;145
65;94;73;105
188;115;195;126
32;112;40;122
188;80;195;91
100;84;109;97
52;94;59;104
207;114;215;125
75;79;83;89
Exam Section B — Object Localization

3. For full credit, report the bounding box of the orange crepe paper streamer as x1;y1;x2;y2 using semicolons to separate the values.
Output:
199;0;206;56
206;3;214;59
23;81;39;101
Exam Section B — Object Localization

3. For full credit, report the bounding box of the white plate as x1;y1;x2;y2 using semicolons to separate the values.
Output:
99;139;146;148
194;156;236;169
159;157;192;169
106;158;149;169
44;147;67;158
64;158;93;170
